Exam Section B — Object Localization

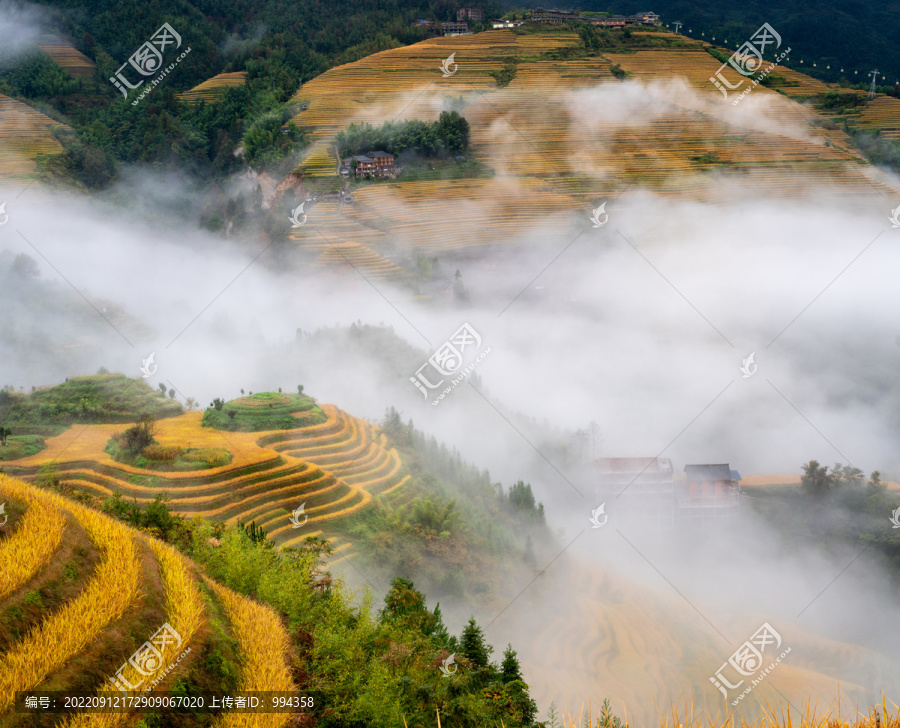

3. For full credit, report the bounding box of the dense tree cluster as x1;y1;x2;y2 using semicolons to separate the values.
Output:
336;111;471;159
0;0;493;184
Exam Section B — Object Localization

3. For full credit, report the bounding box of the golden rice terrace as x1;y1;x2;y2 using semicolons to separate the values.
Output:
275;27;900;279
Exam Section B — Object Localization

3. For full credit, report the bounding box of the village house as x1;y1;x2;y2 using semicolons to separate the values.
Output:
531;7;582;23
590;457;742;530
491;19;524;29
678;464;741;528
591;16;626;28
530;8;661;27
341;151;397;179
441;21;470;35
457;7;484;23
631;10;661;25
593;456;676;529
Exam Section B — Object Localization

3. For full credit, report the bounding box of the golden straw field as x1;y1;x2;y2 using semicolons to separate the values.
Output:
178;71;248;103
3;403;409;553
506;555;900;726
0;488;65;600
0;92;69;181
0;473;298;726
271;28;900;279
207;578;296;728
38;38;96;78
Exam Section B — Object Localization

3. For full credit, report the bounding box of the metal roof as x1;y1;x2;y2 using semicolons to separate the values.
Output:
684;464;733;480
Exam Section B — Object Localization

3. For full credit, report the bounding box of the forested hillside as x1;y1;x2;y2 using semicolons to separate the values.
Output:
584;0;900;84
0;0;498;185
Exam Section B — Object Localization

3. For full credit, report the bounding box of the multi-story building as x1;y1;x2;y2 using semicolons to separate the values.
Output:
441;21;470;35
593;457;676;529
342;151;397;178
531;8;583;24
591;458;741;530
631;11;661;25
457;8;484;23
530;9;661;27
591;16;626;28
677;464;741;528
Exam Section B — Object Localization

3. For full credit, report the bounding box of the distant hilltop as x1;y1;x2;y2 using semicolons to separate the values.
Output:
415;8;662;36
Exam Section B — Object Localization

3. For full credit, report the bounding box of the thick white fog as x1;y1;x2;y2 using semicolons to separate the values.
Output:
2;77;900;722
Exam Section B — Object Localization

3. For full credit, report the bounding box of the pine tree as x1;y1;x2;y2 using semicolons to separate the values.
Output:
430;603;457;651
459;616;492;668
500;644;522;683
381;576;426;622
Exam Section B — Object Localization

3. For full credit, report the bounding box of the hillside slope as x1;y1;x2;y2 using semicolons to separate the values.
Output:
0;473;299;727
278;27;899;280
2;402;410;549
0;92;68;184
503;552;900;724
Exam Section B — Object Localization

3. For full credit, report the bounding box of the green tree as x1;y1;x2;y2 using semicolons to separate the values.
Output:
801;460;830;498
831;463;865;488
500;644;522;683
381;576;428;624
459;616;492;668
868;470;883;491
430;603;456;650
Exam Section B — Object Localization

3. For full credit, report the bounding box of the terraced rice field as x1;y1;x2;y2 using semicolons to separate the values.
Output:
38;38;96;78
291;199;408;278
0;474;297;725
287;30;524;141
0;92;69;181
516;555;900;726
297;142;339;177
345;177;581;252
267;28;900;274
3;404;409;549
854;96;900;138
206;578;296;728
178;71;248;103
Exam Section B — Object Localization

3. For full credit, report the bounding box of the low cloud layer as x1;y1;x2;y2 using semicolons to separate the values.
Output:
2;75;900;722
0;0;58;66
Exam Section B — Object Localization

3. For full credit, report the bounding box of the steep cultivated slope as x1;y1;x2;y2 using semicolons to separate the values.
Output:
274;27;900;280
3;403;409;549
0;93;68;183
0;474;299;727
